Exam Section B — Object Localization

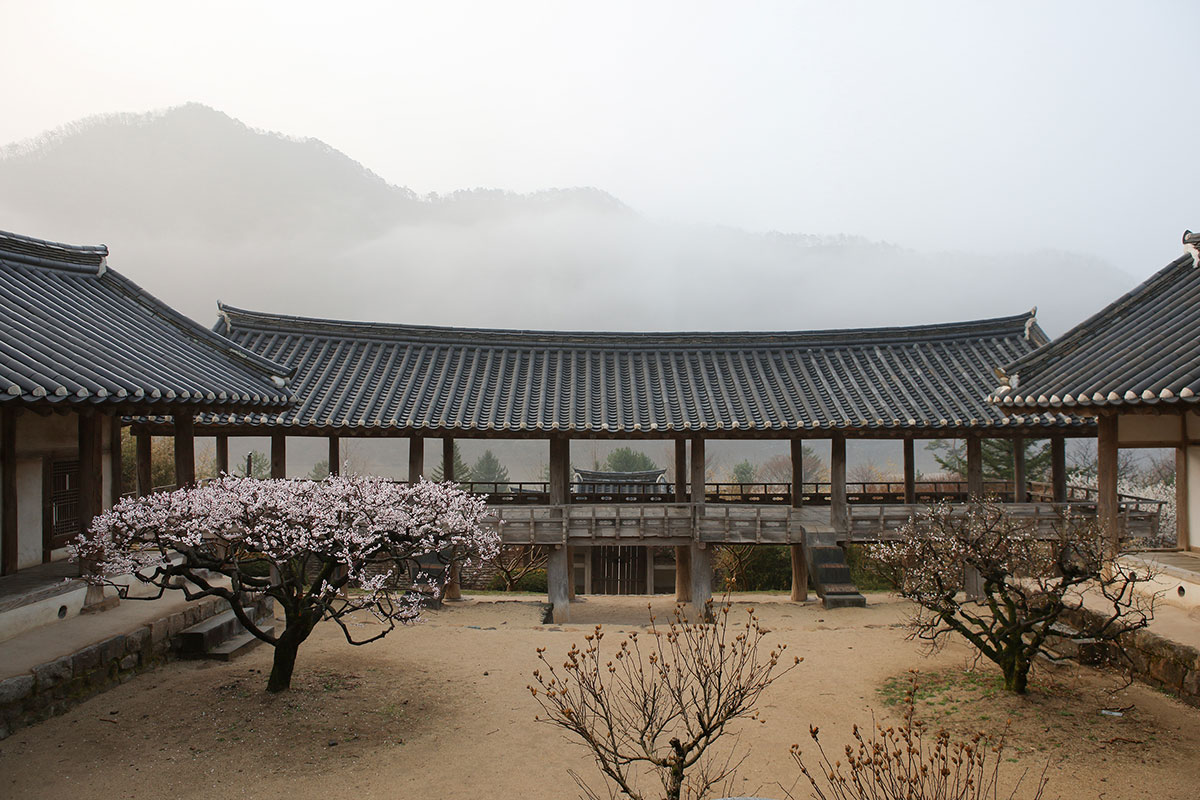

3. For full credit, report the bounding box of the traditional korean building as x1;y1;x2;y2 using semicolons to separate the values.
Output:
990;233;1200;555
135;303;1094;618
0;230;291;627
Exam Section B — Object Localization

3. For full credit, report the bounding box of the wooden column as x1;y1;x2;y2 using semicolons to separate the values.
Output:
903;436;916;504
270;432;286;479
215;434;229;476
1176;445;1190;551
674;438;690;601
442;438;456;483
78;414;107;605
408;435;425;482
1;409;16;576
789;437;807;602
135;433;152;496
173;414;195;488
688;436;711;618
108;416;123;507
328;435;341;476
1051;435;1067;503
1097;415;1120;556
966;436;983;499
830;434;848;534
548;435;571;621
1012;437;1026;503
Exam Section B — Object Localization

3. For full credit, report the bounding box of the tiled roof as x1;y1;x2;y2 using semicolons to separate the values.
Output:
990;252;1200;410
207;304;1081;435
0;230;292;409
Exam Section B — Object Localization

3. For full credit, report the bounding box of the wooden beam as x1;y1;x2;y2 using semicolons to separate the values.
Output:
270;432;286;479
328;435;340;476
1051;435;1067;503
108;415;123;507
675;545;691;603
549;435;570;505
690;436;706;504
903;437;916;504
966;436;983;498
215;434;229;476
1097;415;1120;555
1012;436;1026;502
547;545;570;623
1176;444;1190;551
408;435;424;483
830;434;848;533
674;438;687;501
1;409;16;576
173;414;195;488
442;437;455;483
135;433;152;496
790;437;807;602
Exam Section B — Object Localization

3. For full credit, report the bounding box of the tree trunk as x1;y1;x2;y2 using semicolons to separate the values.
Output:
1002;656;1030;694
267;636;300;693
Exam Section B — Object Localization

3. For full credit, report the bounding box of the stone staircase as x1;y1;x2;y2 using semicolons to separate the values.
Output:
175;598;275;661
804;529;867;608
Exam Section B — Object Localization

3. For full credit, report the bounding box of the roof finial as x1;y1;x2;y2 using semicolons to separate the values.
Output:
1023;307;1037;340
1184;230;1200;269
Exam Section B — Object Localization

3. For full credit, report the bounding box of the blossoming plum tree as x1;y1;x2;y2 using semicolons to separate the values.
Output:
76;475;496;692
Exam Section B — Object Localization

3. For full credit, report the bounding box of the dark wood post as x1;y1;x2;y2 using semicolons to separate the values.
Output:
135;433;152;496
903;436;916;504
173;414;195;488
966;436;983;498
408;435;424;483
442;438;456;483
789;437;807;602
674;439;687;501
830;434;848;534
674;438;690;601
441;437;464;600
1;409;17;576
78;413;109;606
547;435;571;621
108;416;123;507
1097;415;1120;556
270;432;286;479
1012;436;1026;503
688;435;711;618
1177;443;1190;551
1051;436;1067;503
215;434;229;476
328;435;340;476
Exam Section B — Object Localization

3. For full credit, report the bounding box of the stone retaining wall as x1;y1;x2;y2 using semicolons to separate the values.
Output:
1059;607;1200;707
0;595;274;739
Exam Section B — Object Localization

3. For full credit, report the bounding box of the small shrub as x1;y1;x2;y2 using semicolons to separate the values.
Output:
488;568;547;592
843;544;890;591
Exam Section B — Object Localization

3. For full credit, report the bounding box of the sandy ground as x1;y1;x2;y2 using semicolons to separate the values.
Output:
1;593;1197;800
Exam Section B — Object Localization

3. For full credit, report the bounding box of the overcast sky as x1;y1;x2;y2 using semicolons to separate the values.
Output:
2;1;1197;277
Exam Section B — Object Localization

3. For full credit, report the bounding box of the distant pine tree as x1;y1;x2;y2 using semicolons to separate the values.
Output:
471;450;510;490
431;442;473;483
604;447;658;473
307;460;330;481
925;439;1051;482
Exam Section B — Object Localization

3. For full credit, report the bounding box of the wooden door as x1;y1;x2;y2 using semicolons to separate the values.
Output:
590;546;647;594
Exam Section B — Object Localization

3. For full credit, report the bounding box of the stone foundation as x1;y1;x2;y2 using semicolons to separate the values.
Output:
0;595;274;739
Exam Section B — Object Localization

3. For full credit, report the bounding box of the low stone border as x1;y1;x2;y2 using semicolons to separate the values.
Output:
1057;606;1200;706
0;595;274;739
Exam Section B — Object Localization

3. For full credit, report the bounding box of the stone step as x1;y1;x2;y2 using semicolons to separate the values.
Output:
809;546;847;566
814;564;852;583
822;593;868;609
204;626;274;661
176;608;258;657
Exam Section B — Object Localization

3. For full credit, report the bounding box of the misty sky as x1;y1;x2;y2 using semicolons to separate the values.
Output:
3;1;1197;279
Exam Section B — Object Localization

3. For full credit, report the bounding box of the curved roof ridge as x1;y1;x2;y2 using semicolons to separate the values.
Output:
215;302;1039;349
0;229;108;272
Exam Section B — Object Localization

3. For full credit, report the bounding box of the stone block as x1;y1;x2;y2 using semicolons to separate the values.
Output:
1182;668;1200;700
1149;657;1186;690
72;643;104;677
32;656;73;690
166;611;187;637
119;653;138;671
0;674;34;706
126;626;151;654
99;635;127;665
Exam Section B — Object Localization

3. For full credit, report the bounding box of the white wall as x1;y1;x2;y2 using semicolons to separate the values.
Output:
1188;444;1199;553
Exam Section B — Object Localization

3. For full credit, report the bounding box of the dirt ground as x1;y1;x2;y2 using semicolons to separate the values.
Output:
1;593;1197;800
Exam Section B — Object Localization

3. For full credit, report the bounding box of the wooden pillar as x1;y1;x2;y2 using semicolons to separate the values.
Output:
674;438;690;601
1;409;16;576
966;436;983;499
78;414;106;604
903;436;916;504
1051;435;1067;503
548;435;571;619
408;435;425;483
549;435;570;504
135;433;152;496
173;414;195;488
645;546;657;594
442;438;455;482
689;540;713;620
830;434;848;533
215;434;229;476
1097;415;1120;556
547;545;571;623
108;416;123;507
1012;437;1026;503
270;432;286;479
689;436;711;617
1176;445;1190;551
789;437;807;602
328;435;341;476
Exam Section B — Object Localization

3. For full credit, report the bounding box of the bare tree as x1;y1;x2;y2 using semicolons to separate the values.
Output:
529;601;801;800
871;501;1155;694
487;545;549;591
